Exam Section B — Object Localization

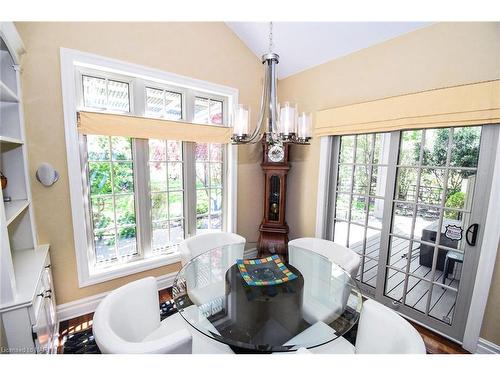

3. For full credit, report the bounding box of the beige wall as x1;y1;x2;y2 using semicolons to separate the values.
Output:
15;22;264;304
279;22;500;344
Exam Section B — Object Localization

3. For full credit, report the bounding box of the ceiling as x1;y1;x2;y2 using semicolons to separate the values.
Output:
226;22;432;79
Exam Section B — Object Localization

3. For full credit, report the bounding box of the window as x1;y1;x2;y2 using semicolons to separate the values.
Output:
82;75;130;112
195;143;224;232
149;139;185;253
87;135;137;264
81;73;228;269
61;49;238;286
194;96;223;125
145;87;182;120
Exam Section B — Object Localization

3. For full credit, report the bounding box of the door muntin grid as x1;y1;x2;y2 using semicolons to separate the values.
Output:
333;132;391;288
384;126;482;326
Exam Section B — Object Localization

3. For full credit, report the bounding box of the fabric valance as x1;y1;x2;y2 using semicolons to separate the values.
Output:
77;111;232;143
315;80;500;137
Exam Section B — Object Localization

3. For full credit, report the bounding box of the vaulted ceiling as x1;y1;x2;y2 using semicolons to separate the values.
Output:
226;22;432;79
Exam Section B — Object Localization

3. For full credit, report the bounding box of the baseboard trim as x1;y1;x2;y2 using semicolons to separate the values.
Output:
476;338;500;354
57;290;108;322
56;272;177;322
156;271;177;291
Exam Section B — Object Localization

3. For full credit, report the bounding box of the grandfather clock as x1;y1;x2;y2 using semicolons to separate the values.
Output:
257;138;291;258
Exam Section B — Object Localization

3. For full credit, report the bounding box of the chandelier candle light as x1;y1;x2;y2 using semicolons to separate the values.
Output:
297;112;312;143
232;104;250;142
231;22;312;157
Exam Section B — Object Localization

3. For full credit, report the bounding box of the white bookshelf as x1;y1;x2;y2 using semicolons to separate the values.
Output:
0;80;18;102
0;135;23;145
0;22;57;354
4;199;30;226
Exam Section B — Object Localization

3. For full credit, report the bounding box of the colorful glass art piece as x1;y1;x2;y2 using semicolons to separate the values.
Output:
237;255;298;286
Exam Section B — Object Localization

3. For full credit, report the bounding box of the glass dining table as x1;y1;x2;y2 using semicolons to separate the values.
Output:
172;243;363;353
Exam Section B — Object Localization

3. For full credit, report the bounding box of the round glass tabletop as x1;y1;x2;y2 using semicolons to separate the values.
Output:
172;244;362;353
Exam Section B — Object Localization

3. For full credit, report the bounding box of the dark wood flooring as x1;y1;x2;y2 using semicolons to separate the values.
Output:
57;288;469;354
409;321;468;354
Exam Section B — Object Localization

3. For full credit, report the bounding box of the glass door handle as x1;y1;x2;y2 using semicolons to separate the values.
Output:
466;223;479;246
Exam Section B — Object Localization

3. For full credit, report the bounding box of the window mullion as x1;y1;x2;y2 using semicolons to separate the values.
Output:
131;78;152;259
374;131;401;301
184;90;197;237
208;153;212;229
184;142;197;238
134;140;152;259
108;139;120;260
222;144;228;231
185;89;194;123
79;134;98;267
326;136;340;241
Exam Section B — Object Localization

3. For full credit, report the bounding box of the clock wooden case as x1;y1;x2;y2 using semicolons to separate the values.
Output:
257;139;291;259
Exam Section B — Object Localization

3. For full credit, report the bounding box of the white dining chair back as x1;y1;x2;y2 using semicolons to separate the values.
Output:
179;232;246;266
288;237;360;277
92;277;192;354
355;299;426;354
288;238;359;325
179;232;246;306
286;299;426;354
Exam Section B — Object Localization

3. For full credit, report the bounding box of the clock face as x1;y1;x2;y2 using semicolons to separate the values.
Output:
268;144;285;163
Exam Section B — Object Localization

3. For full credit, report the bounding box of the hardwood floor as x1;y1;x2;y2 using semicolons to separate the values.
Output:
409;322;469;354
57;287;469;354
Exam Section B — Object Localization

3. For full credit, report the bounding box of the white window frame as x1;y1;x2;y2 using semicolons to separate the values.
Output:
60;48;238;287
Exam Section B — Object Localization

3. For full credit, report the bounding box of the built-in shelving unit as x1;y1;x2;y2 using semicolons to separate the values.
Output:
4;199;30;226
0;80;19;102
0;22;57;354
0;135;23;145
7;245;50;309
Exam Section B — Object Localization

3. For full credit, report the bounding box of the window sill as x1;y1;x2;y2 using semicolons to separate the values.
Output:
80;252;181;288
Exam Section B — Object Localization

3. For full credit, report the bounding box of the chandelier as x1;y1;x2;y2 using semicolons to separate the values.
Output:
231;22;312;153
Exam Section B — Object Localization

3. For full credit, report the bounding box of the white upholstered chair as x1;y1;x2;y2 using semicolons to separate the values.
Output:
293;299;426;354
288;238;360;325
180;232;246;306
92;277;233;354
179;232;246;266
288;237;360;277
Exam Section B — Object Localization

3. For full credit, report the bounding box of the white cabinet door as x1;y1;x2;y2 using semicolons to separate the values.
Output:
42;265;57;344
33;299;50;353
32;261;57;354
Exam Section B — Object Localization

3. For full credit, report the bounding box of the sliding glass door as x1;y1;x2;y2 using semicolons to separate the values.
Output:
327;125;498;341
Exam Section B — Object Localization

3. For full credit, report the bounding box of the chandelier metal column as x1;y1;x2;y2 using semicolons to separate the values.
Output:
231;22;312;156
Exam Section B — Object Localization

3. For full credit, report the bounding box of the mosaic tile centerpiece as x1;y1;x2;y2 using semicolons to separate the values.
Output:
237;255;298;286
